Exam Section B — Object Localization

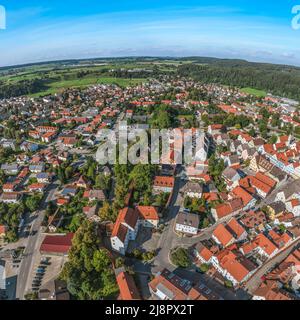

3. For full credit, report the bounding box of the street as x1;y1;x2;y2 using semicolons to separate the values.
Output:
16;182;59;300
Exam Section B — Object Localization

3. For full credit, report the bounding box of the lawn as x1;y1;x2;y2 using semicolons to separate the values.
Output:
241;87;267;97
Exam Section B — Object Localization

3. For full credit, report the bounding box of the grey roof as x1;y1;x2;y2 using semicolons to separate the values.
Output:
269;201;286;214
222;167;239;180
281;180;300;200
177;212;200;228
183;182;203;194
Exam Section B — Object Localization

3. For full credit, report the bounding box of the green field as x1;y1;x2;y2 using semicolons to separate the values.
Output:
29;77;146;97
241;87;267;97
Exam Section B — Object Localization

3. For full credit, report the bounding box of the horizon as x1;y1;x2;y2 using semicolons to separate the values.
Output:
1;54;300;70
0;1;299;67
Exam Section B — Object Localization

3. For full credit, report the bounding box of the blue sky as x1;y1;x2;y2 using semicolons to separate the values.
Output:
0;0;299;67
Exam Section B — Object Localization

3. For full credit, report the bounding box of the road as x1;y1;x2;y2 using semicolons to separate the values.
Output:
16;181;59;300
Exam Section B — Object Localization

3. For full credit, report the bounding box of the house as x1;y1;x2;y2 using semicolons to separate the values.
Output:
188;282;223;300
267;202;286;221
75;176;89;189
1;164;19;175
110;208;139;255
208;124;224;135
2;183;16;193
268;229;293;249
182;182;203;198
61;186;78;198
40;233;74;256
275;180;300;203
153;176;175;193
231;186;256;211
83;205;100;223
0;139;16;150
0;192;22;204
222;167;241;190
36;172;51;184
28;183;46;193
253;280;295;300
210;247;257;286
212;224;235;248
194;243;214;264
148;269;192;300
211;197;244;222
42;131;57;143
116;270;141;300
286;199;300;217
240;211;267;231
175;212;199;235
135;206;159;228
226;218;248;242
38;280;70;300
240;234;278;259
0;225;6;238
83;189;106;202
250;155;273;173
20;142;39;153
29;163;45;174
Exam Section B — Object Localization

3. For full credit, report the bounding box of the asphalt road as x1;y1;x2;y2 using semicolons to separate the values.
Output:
16;182;59;300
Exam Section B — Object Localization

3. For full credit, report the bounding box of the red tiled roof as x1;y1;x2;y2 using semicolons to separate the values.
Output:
40;233;74;254
116;272;141;300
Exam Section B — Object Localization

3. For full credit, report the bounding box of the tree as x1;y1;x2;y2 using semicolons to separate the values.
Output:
170;248;191;268
60;221;118;300
98;201;116;222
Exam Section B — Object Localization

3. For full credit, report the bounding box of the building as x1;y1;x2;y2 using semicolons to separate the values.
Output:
38;280;70;300
175;212;200;235
135;206;159;228
110;208;139;255
240;234;278;259
153;176;175;193
116;270;141;300
0;192;22;204
210;247;257;286
40;233;74;256
149;269;192;300
182;182;203;199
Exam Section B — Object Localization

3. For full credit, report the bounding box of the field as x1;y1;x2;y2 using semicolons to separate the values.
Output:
241;87;267;97
28;77;146;97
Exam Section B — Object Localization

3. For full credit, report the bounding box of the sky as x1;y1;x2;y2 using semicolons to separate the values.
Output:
0;0;299;67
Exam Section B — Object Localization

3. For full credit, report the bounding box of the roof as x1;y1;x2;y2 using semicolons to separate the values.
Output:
240;211;267;229
226;218;246;239
135;206;159;221
217;249;256;283
195;243;213;262
176;212;200;229
116;272;141;300
149;269;192;300
153;176;175;188
111;208;139;241
213;224;234;247
183;182;203;194
40;233;74;254
214;203;233;219
232;186;253;206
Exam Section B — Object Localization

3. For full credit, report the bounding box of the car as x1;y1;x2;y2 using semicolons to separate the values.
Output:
36;270;45;275
183;208;191;213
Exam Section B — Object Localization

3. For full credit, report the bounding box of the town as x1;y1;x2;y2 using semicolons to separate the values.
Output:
0;75;300;301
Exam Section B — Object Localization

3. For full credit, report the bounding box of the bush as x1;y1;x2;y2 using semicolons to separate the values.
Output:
199;264;210;273
170;248;191;268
